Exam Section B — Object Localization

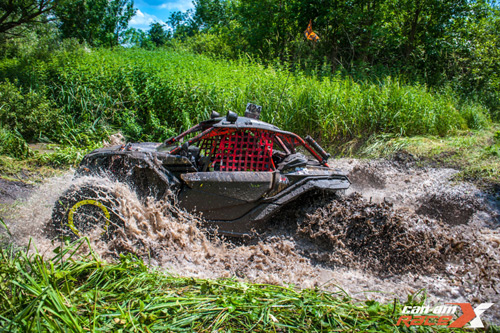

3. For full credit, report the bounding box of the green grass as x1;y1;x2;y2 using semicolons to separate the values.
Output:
0;238;492;332
0;48;492;147
0;156;60;182
0;142;100;183
358;125;500;185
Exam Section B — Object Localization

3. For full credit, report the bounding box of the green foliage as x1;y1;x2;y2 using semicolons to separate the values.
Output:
0;239;481;332
168;9;200;40
192;0;232;30
185;0;473;72
148;22;170;47
35;144;99;167
0;81;62;142
54;0;135;47
0;45;491;165
0;22;62;60
0;0;53;35
175;0;500;117
122;27;147;47
0;77;106;162
35;48;489;144
0;127;32;158
451;3;500;118
184;28;242;58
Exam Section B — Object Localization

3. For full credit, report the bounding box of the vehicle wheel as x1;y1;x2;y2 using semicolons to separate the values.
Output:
50;183;124;240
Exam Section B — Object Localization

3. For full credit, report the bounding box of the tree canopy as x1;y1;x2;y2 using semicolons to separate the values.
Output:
148;22;169;47
0;0;55;35
54;0;135;47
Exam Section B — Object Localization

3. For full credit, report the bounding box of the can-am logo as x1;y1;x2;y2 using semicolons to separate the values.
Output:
396;303;494;328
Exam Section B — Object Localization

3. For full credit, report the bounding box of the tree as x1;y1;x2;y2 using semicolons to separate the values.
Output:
0;0;55;36
54;0;135;47
148;22;168;47
122;26;144;46
192;0;232;30
168;9;197;39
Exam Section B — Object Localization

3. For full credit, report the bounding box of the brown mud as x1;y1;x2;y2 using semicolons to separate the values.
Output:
2;158;500;323
0;177;34;205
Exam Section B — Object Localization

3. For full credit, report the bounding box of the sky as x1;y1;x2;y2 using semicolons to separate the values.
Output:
129;0;194;31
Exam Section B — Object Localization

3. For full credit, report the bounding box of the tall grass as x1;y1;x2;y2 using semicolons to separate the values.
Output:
0;238;480;332
1;48;490;146
0;127;32;158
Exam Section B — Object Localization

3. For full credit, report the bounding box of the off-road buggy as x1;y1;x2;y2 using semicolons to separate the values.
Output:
51;104;350;238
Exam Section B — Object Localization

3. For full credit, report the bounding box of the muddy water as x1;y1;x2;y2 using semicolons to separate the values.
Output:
4;158;500;323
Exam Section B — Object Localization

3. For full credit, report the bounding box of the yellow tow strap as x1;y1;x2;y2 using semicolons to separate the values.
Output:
67;199;111;236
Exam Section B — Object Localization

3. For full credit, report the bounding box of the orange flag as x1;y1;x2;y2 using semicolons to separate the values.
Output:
304;20;319;42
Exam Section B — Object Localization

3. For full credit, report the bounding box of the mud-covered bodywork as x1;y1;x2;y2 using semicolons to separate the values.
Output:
75;109;350;236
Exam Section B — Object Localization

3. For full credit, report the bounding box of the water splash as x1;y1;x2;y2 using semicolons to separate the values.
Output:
6;159;500;323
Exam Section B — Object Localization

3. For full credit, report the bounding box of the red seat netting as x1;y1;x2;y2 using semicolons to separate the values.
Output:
199;130;275;171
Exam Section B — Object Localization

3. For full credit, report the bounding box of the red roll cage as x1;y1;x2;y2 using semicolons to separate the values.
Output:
168;124;330;171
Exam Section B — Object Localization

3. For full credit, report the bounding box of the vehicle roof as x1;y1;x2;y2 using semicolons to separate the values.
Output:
201;116;291;134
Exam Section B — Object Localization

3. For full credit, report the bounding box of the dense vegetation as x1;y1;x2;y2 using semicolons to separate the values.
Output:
0;0;499;163
147;0;500;117
0;47;491;160
0;0;134;47
0;237;479;332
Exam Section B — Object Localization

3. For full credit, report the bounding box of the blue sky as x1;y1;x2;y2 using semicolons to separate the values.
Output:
129;0;194;30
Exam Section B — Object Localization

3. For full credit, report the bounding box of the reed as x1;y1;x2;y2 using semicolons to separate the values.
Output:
0;237;478;332
28;48;492;144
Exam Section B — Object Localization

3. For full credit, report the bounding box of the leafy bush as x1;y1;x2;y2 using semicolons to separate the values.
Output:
0;127;32;158
183;30;243;59
0;81;62;142
40;48;490;144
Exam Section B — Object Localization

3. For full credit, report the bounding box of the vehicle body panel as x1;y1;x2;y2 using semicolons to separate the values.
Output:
74;110;351;236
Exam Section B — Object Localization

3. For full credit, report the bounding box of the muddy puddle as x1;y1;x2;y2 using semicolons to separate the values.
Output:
2;158;500;323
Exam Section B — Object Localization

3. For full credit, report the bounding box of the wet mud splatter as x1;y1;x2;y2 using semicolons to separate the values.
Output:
3;158;500;323
0;177;34;205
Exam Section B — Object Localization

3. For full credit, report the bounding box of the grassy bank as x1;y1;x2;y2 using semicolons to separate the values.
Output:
0;238;487;332
356;125;500;185
0;48;492;150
